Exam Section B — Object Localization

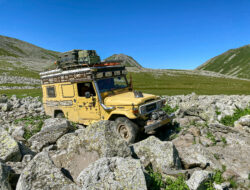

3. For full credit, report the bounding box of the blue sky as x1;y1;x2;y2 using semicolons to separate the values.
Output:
0;0;250;69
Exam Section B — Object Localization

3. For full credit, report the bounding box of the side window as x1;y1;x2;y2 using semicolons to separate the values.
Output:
77;82;96;97
46;86;56;98
61;84;74;98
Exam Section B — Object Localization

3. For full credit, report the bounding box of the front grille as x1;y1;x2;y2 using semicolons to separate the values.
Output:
146;103;157;112
139;99;163;115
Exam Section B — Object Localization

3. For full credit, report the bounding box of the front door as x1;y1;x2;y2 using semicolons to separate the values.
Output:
76;82;101;123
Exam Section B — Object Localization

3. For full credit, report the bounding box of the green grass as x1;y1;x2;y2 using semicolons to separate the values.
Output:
130;72;250;95
0;83;39;87
147;168;189;190
162;104;179;114
0;48;19;57
0;88;42;98
14;115;49;140
41;49;59;59
7;43;27;55
0;60;40;79
0;68;39;79
199;45;250;79
220;106;250;126
206;132;217;145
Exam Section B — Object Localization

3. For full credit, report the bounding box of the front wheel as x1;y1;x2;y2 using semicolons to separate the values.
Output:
115;117;139;144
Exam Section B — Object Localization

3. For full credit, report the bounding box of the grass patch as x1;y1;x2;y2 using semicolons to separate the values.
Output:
41;49;59;59
163;104;179;114
130;72;250;95
0;48;19;57
14;115;49;140
147;168;189;190
7;43;27;55
220;106;250;126
206;132;217;145
0;67;39;79
221;137;227;146
0;83;39;87
0;60;40;79
0;88;42;98
205;167;227;190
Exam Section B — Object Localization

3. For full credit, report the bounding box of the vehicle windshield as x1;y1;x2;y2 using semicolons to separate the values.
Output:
96;76;128;93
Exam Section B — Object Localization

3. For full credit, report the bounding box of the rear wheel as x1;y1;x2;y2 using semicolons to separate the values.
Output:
55;112;65;118
115;117;139;144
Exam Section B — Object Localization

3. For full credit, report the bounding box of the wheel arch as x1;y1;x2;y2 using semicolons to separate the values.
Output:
108;114;128;121
54;109;64;118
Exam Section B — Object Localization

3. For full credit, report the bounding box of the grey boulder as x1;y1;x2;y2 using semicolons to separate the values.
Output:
175;144;221;170
77;157;147;190
186;170;213;190
0;162;11;190
16;152;79;190
28;118;72;152
131;136;181;173
234;115;250;127
51;120;131;181
0;127;21;162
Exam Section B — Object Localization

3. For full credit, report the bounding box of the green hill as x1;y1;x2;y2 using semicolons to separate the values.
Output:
0;35;59;60
196;45;250;79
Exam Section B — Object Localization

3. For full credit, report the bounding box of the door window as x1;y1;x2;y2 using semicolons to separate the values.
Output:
77;82;96;97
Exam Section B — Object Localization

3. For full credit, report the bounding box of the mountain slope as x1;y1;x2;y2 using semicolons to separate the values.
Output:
0;35;59;59
104;54;142;68
196;45;250;79
0;35;60;71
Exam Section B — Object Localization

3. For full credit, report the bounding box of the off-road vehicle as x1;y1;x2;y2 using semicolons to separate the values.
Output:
40;50;174;143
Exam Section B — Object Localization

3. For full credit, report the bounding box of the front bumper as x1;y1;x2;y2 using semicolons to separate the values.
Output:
144;113;175;133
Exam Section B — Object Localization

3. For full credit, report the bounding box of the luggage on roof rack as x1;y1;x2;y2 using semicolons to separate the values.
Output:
57;50;101;69
78;50;101;65
58;49;79;65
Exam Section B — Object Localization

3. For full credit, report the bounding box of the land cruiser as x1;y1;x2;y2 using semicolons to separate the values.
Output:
40;51;174;143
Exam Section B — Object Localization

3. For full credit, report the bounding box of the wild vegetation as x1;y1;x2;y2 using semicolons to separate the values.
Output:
197;45;250;79
14;115;49;140
130;72;250;95
147;168;189;190
220;106;250;126
0;60;40;78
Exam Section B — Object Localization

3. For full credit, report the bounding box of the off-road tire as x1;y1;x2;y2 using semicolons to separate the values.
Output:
55;112;65;118
115;117;139;144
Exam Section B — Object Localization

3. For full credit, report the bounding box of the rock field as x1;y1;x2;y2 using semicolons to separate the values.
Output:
0;93;249;190
0;75;40;90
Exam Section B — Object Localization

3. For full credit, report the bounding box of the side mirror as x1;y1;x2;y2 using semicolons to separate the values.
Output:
85;91;91;98
129;74;133;90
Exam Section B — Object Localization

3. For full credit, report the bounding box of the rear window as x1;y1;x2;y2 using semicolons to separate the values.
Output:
46;86;56;98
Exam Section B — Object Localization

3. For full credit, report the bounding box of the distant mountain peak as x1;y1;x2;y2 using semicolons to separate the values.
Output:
104;54;142;68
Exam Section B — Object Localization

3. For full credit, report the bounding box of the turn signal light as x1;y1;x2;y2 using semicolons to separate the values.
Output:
132;109;139;114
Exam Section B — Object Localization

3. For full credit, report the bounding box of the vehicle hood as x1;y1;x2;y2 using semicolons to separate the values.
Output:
104;92;158;106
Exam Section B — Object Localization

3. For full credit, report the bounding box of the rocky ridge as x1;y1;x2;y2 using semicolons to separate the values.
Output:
0;94;249;189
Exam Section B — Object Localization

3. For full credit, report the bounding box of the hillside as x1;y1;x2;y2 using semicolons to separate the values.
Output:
104;53;142;68
0;35;59;71
196;45;250;79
